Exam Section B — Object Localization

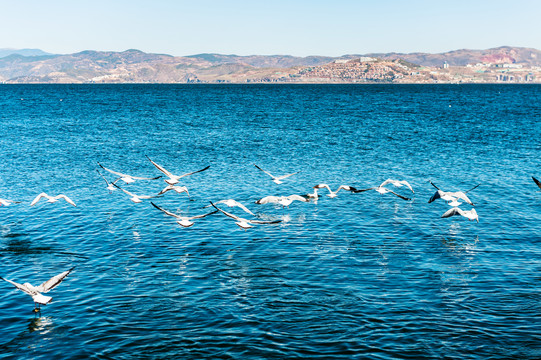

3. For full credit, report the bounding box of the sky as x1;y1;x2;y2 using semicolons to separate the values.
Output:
1;0;540;57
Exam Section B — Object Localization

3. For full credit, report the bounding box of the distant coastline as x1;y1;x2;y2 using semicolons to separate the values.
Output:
1;46;540;84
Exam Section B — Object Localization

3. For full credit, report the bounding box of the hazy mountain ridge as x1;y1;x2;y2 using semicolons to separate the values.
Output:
0;46;539;83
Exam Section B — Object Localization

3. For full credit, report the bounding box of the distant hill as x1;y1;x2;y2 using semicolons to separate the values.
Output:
186;53;341;68
0;46;539;83
0;48;53;58
364;46;541;67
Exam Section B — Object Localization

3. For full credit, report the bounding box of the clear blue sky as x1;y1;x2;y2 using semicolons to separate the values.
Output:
1;0;539;56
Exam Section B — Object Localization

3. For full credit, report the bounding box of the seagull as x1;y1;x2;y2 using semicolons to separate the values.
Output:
98;162;162;184
97;169;120;193
313;184;359;198
255;195;282;205
254;164;299;184
1;267;74;312
254;195;308;207
278;195;310;207
151;202;217;228
146;156;210;185
428;181;478;206
533;176;541;190
352;185;412;201
113;183;160;203
378;179;414;193
30;193;76;207
210;201;282;230
157;185;190;197
0;198;22;206
441;207;479;222
204;199;255;216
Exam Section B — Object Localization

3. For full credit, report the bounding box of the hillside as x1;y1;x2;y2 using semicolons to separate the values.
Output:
0;46;539;83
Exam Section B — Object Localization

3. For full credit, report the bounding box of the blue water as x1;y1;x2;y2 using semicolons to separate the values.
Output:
0;84;539;359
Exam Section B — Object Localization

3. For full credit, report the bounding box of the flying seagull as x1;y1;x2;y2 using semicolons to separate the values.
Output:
254;195;308;207
204;199;255;216
254;164;299;184
30;193;76;207
146;155;210;185
378;179;414;193
96;169;120;193
0;198;22;206
352;183;412;201
210;201;282;230
113;183;160;203
533;176;541;190
313;184;359;198
428;181;479;206
1;267;74;312
151;202;217;227
441;207;479;222
98;162;162;184
157;185;190;197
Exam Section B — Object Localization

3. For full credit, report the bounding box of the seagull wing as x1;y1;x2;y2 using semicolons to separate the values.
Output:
56;195;76;207
441;207;463;218
248;218;282;225
210;202;241;221
464;183;480;194
428;180;440;190
99;162;161;181
428;190;444;203
287;195;309;203
255;196;280;204
187;210;219;220
351;187;376;193
36;267;74;293
275;171;300;181
97;169;111;186
0;277;35;296
178;165;210;179
254;164;276;179
30;193;49;206
399;180;414;193
98;162;128;178
151;202;181;219
112;183;136;197
532;176;541;190
385;188;412;201
146;156;175;178
448;191;474;206
230;201;256;215
336;185;357;193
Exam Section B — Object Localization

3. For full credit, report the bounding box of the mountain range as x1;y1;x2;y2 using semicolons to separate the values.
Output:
0;46;539;83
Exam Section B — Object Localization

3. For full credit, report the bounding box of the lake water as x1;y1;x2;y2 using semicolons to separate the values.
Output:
0;84;539;359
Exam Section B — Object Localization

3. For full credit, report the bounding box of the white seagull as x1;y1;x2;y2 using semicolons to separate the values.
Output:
254;164;299;184
204;199;255;216
378;179;414;193
0;198;22;206
441;207;479;222
30;193;76;207
151;202;217;228
210;202;282;230
313;184;359;199
97;169;120;193
157;185;190;197
428;181;478;206
146;155;210;185
113;183;160;203
98;162;162;184
1;267;74;312
353;185;412;201
254;195;308;207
